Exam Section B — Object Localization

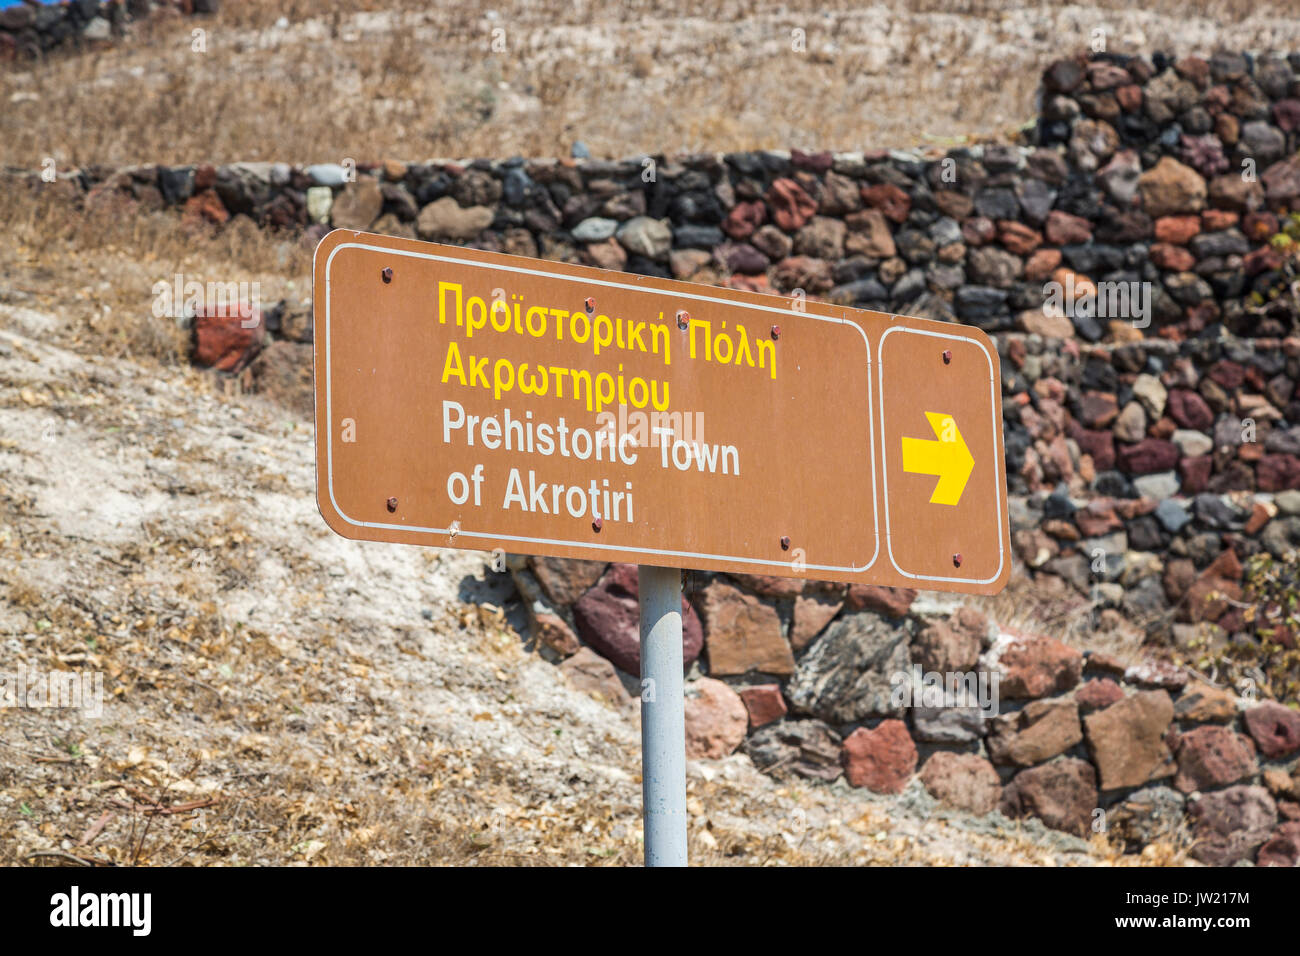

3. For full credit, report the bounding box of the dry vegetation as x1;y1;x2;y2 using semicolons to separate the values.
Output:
4;0;1300;169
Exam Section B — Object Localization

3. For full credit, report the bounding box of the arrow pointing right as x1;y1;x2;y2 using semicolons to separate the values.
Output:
901;411;974;506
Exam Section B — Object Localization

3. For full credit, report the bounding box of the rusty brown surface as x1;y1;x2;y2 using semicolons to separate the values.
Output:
313;229;1009;594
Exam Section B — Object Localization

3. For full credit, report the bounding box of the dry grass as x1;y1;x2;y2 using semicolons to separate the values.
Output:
5;0;1300;170
0;180;312;367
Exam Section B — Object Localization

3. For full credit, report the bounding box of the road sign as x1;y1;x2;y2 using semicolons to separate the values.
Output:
313;229;1010;595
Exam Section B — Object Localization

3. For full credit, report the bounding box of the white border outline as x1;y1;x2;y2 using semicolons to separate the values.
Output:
876;324;1005;584
320;238;881;573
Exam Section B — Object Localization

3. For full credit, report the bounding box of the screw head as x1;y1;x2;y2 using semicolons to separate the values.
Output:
780;536;791;551
676;310;690;330
592;516;603;532
585;297;596;313
771;325;781;340
942;350;952;365
952;553;962;567
381;267;393;284
386;496;398;513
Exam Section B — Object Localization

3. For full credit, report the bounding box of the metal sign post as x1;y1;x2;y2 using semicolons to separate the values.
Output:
638;565;687;867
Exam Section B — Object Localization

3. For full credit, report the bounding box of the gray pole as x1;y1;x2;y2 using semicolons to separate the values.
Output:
638;564;687;867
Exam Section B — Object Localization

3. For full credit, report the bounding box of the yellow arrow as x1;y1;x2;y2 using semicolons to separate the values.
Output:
901;412;974;506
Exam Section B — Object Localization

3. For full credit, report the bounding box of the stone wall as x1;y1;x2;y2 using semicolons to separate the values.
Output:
518;556;1299;865
0;0;216;59
9;47;1300;859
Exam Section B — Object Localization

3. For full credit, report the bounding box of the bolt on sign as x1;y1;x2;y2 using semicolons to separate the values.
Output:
313;230;1010;594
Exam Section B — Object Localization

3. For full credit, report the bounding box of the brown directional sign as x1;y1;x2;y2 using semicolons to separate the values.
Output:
312;229;1010;594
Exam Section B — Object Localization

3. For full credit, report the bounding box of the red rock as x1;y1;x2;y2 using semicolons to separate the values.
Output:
1206;360;1245;393
1179;455;1212;493
1153;215;1201;243
860;183;911;223
530;556;607;606
1242;210;1278;241
954;606;991;645
1201;208;1238;231
1044;209;1092;245
722;200;766;240
1087;61;1131;90
731;574;804;599
1247;250;1287;284
559;647;632;707
765;177;817;231
1024;248;1063;281
919;752;1001;813
1274;99;1300;133
841;719;917;794
725;273;772;295
1188;785;1277;865
1116;83;1143;112
182;188;230;226
1257;821;1300;867
911;619;982;673
998;220;1042;255
791;149;833;172
934;190;974;220
771;255;831;294
193;163;217;190
843;209;896;258
1182;550;1244;624
1149;416;1177;439
1075;678;1124;712
1077;390;1119;428
192;304;264;372
684;678;749;759
1167;389;1214;430
988;697;1083;767
1242;701;1300;759
1083;690;1176;789
1257;454;1300;492
791;592;843;651
1075;499;1121;537
1073;427;1116;471
585;237;627;271
844;585;916;618
1262;154;1300;205
572;563;704;675
1116;438;1179;475
738;684;787;730
1150;242;1196;271
695;579;794;676
999;757;1098;836
991;632;1084;699
1175;725;1258;793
